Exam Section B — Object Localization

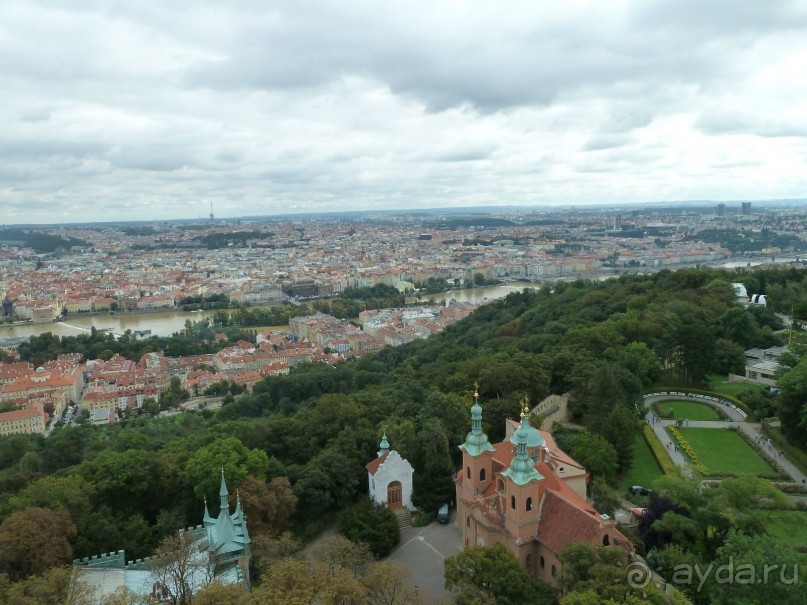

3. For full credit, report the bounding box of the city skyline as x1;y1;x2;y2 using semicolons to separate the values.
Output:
2;1;807;224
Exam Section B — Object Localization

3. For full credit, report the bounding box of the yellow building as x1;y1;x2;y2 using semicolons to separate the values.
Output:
0;407;46;436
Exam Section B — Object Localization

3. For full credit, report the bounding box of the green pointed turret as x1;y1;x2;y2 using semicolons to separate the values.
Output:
378;432;390;457
502;416;544;486
219;468;229;513
203;496;214;524
459;384;495;457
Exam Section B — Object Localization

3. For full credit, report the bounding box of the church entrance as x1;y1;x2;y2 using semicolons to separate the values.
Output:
387;481;402;509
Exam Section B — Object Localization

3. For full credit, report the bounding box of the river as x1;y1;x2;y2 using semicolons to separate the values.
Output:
0;285;536;343
408;284;536;305
0;309;223;340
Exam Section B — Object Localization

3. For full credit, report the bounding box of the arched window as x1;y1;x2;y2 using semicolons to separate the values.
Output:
497;479;504;493
526;554;533;568
480;468;486;482
526;497;533;511
466;466;471;479
551;565;557;578
603;534;610;546
540;556;545;569
511;495;515;510
466;516;471;528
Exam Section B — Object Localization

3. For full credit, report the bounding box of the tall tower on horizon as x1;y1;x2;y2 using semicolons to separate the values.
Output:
209;202;214;226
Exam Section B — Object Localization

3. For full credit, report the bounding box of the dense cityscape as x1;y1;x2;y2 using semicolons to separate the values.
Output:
2;203;807;603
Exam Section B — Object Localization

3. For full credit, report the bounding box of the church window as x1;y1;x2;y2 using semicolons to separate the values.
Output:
466;516;471;527
551;565;557;578
526;554;533;568
480;468;486;481
526;497;533;511
540;556;545;569
466;466;471;479
603;534;610;546
511;495;515;510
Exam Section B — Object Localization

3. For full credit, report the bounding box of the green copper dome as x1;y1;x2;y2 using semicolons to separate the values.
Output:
502;418;544;486
509;416;545;448
459;390;495;457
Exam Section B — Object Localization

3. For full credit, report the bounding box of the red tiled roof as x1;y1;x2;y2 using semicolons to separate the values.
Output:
0;407;44;421
537;490;604;554
365;451;389;475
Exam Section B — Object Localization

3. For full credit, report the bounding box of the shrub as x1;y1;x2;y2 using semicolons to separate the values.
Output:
642;425;678;477
339;499;400;558
761;421;807;477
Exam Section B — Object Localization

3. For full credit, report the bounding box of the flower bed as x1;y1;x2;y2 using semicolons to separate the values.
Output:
668;425;709;475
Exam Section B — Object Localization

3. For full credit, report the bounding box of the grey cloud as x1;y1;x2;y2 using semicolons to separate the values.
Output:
582;134;631;152
177;1;741;112
18;109;51;123
695;109;807;138
631;0;807;35
1;1;807;222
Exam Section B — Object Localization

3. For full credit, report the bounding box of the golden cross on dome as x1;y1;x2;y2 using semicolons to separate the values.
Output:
473;381;479;399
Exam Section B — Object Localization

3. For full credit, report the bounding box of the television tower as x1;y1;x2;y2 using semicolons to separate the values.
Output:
209;202;214;226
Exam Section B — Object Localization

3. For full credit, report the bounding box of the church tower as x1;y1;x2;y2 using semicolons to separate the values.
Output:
501;407;544;542
457;384;496;545
202;470;251;587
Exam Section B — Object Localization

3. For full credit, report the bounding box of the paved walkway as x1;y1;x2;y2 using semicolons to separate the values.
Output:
643;394;807;485
386;514;462;603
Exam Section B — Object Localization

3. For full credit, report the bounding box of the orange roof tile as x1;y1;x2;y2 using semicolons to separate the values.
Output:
365;451;390;475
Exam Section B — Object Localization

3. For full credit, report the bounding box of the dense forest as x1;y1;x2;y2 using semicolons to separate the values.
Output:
0;228;90;253
685;228;807;253
2;267;807;603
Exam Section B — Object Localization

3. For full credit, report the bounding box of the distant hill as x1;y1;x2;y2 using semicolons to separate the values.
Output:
0;228;89;253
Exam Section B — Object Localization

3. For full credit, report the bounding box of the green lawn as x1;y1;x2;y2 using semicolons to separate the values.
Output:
754;510;807;548
707;374;767;398
679;427;774;476
619;433;664;492
657;400;719;421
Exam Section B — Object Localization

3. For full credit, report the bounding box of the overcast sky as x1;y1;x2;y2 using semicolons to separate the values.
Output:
2;0;807;224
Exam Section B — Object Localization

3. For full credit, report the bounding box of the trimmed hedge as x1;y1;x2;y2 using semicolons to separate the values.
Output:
642;425;679;478
653;402;673;419
761;420;807;477
644;387;755;420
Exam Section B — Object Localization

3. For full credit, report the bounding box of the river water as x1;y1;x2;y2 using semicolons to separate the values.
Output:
1;285;536;342
0;309;222;340
410;284;535;304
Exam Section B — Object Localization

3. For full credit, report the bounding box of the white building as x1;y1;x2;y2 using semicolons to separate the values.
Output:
365;434;414;510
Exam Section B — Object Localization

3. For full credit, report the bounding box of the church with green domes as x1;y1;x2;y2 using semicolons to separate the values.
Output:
455;387;632;587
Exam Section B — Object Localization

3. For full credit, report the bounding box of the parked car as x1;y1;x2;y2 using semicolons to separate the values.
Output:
629;485;652;496
437;503;450;524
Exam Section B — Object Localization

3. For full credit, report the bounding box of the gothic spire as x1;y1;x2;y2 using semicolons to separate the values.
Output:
219;466;229;514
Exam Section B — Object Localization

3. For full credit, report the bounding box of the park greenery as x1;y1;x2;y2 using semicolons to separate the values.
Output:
4;266;807;602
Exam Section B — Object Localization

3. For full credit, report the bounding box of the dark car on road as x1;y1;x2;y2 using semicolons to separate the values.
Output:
629;485;652;496
437;503;450;524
